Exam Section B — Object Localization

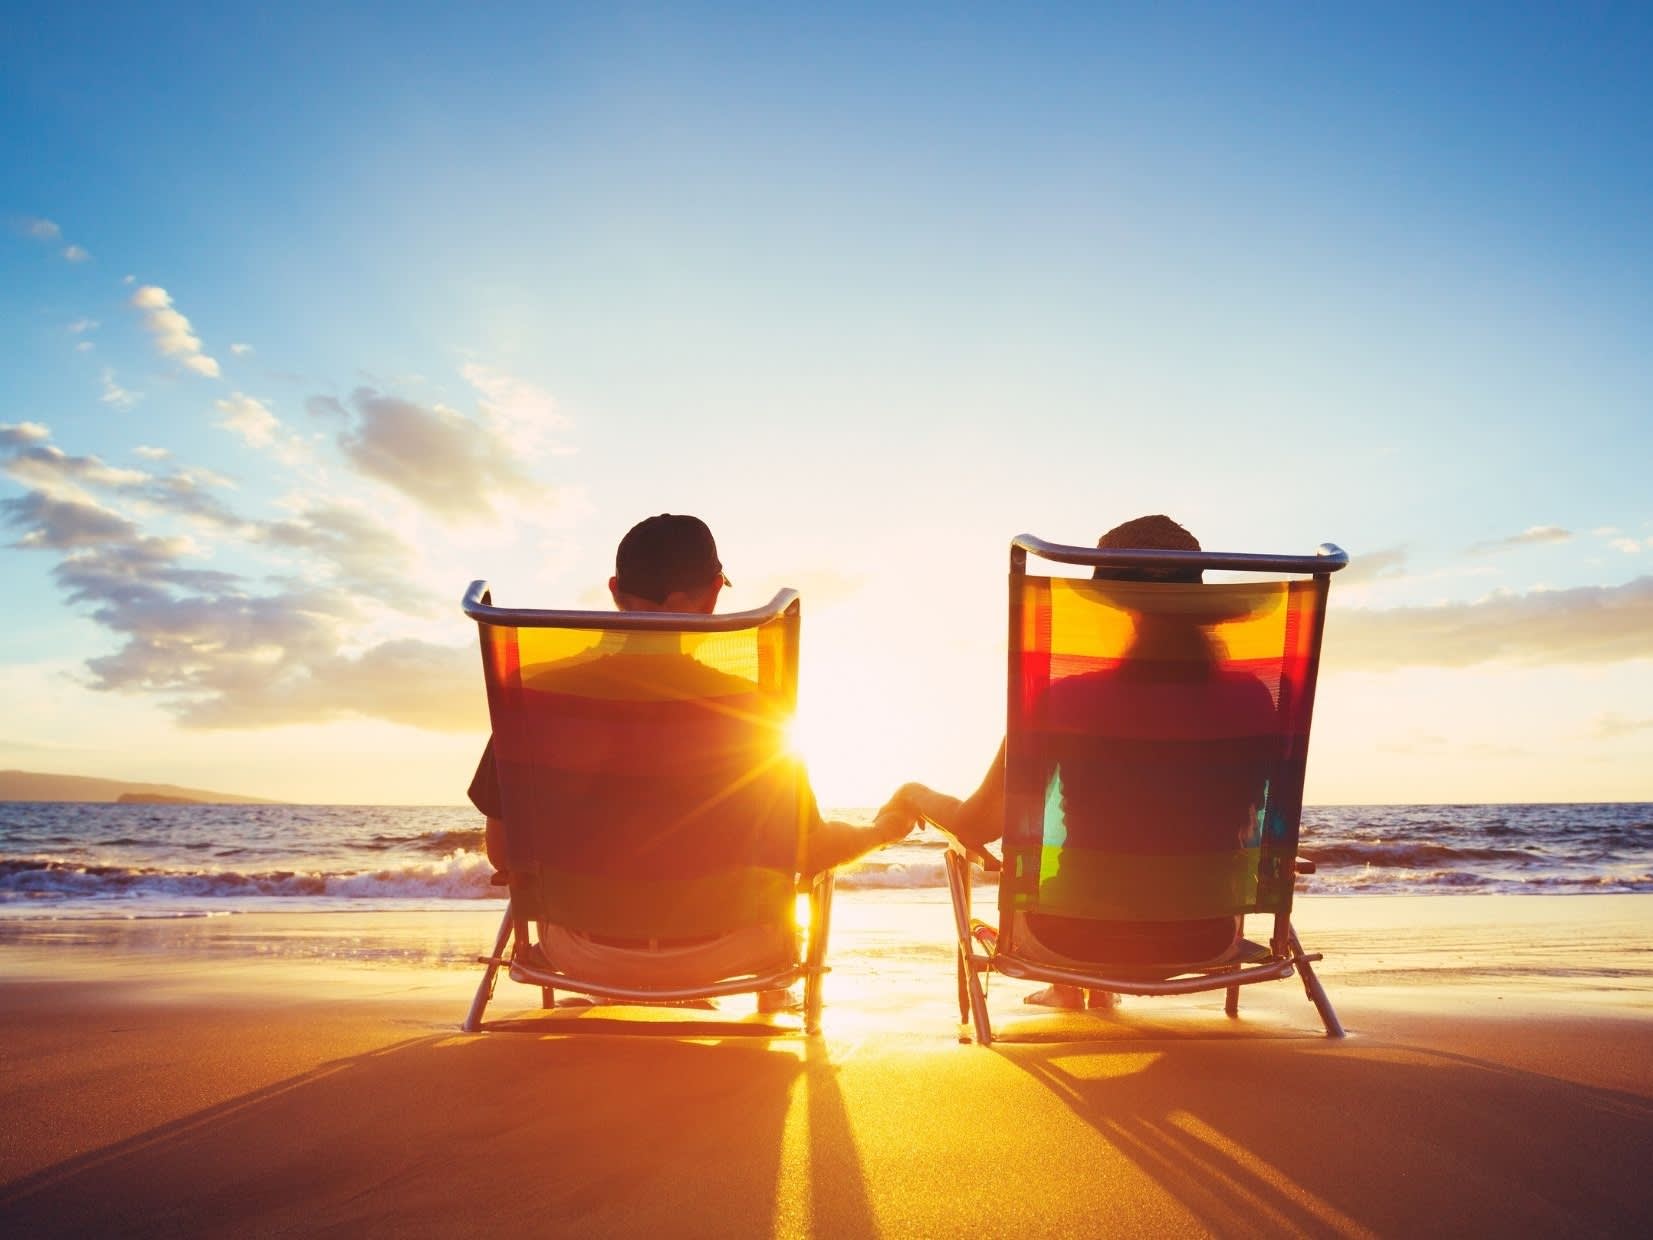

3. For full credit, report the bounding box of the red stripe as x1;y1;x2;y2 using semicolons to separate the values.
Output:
491;690;785;777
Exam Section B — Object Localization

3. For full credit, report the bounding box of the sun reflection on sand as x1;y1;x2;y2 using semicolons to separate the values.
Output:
771;1060;811;1237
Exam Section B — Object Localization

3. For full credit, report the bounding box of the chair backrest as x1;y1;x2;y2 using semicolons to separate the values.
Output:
464;583;806;941
999;535;1343;952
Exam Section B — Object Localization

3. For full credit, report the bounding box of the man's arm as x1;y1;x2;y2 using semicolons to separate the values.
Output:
484;816;508;873
894;739;1006;850
801;801;917;876
468;739;509;874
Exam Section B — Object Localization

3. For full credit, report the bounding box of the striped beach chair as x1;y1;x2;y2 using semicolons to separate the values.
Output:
461;583;833;1034
946;534;1347;1045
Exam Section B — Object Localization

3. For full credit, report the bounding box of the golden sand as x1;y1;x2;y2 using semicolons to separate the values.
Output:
1;895;1649;1236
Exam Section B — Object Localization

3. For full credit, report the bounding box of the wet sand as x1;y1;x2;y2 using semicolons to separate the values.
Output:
2;894;1650;1236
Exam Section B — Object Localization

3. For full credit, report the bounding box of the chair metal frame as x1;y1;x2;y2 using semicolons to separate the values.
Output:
460;582;834;1034
946;535;1348;1046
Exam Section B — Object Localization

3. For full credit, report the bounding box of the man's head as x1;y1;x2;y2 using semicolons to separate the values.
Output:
610;513;731;613
1094;514;1203;584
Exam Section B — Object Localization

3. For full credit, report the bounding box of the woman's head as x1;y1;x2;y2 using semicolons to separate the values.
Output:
1094;514;1202;584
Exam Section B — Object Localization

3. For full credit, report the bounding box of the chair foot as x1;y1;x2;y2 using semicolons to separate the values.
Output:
1224;984;1240;1018
463;906;516;1033
1289;927;1345;1037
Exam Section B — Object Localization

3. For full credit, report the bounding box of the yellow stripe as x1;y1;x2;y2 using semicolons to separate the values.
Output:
509;622;794;701
1031;578;1315;665
1007;845;1261;919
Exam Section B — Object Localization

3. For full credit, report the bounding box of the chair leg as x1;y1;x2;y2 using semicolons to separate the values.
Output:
1289;925;1345;1038
1225;984;1240;1018
527;918;554;1009
945;851;993;1046
804;872;835;1036
463;905;516;1033
803;972;824;1036
964;953;992;1047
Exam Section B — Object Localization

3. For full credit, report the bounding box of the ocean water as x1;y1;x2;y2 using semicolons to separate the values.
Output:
0;801;1648;920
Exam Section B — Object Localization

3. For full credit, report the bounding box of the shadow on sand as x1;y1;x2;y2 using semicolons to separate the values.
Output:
988;1008;1653;1236
0;1009;878;1238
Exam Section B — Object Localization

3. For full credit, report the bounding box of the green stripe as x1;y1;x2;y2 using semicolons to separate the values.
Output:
510;866;796;939
1006;844;1261;919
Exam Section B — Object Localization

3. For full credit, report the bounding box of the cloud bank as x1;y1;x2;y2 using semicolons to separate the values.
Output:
1328;577;1653;670
0;422;483;733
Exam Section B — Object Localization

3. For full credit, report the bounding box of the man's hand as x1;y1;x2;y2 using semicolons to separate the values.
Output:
888;782;964;834
872;796;921;844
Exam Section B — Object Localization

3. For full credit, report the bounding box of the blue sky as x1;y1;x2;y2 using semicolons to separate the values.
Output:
2;4;1650;804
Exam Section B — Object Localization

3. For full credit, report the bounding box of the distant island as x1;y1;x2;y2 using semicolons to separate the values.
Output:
0;770;279;805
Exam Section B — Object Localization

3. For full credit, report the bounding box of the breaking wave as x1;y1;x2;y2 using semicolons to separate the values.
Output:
1300;842;1542;868
0;852;497;904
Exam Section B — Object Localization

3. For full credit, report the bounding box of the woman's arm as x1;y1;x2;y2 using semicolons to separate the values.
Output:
895;739;1007;850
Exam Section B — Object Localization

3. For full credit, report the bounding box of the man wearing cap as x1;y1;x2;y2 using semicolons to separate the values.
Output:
468;515;916;998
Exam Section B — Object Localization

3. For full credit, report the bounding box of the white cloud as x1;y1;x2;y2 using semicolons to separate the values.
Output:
2;490;144;551
100;370;139;409
1468;525;1571;556
213;392;311;465
1592;713;1653;740
229;342;253;357
214;392;279;447
0;422;51;446
1332;546;1409;587
130;285;220;378
75;341;94;353
67;318;98;334
134;445;172;461
1609;538;1642;554
336;386;548;520
255;502;426;611
138;470;245;530
2;438;149;500
17;218;91;261
461;362;573;456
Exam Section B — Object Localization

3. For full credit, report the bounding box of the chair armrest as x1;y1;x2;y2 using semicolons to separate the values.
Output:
800;868;837;894
932;825;1002;873
1294;858;1317;875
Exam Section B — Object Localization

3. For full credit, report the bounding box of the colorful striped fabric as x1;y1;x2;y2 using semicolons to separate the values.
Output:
477;616;809;940
1002;575;1329;932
